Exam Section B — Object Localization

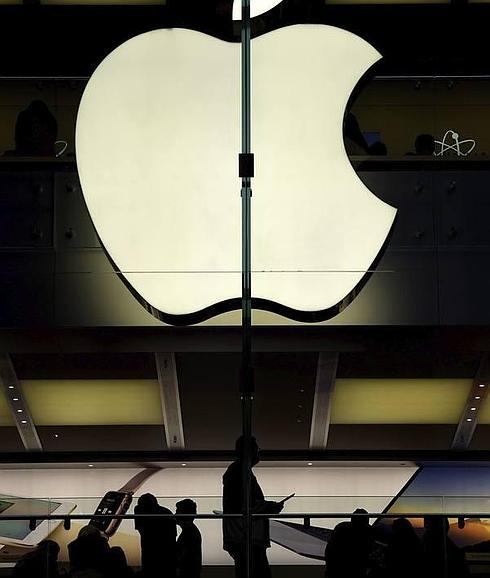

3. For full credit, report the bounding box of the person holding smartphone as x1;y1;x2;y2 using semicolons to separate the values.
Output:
223;436;292;578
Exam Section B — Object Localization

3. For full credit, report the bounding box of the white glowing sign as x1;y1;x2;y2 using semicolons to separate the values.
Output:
76;24;396;324
434;130;476;157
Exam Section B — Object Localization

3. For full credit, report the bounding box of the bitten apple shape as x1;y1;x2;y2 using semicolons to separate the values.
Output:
76;25;396;324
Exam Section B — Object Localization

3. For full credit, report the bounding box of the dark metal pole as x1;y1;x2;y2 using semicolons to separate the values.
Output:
240;1;253;578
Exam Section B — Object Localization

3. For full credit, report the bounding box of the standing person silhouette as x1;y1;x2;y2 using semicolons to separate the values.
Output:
385;517;423;578
135;493;177;578
223;436;285;578
325;509;374;578
175;499;202;578
68;524;111;577
423;516;469;578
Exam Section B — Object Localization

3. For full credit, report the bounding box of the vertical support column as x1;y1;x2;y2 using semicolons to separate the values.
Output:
155;352;185;450
451;353;490;450
0;354;42;451
309;352;339;450
240;2;254;578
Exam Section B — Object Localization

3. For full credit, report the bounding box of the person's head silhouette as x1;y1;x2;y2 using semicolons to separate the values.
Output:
14;100;58;156
351;508;369;527
137;493;159;510
37;539;60;559
235;435;260;465
392;516;422;543
414;134;435;155
176;498;197;525
78;524;101;539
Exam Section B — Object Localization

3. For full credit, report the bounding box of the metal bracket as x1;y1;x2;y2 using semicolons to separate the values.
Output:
239;153;255;178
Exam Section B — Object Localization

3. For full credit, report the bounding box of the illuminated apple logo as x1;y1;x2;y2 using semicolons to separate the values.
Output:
76;3;396;325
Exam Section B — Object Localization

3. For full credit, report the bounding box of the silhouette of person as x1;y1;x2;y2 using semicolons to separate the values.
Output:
68;524;113;578
385;517;423;578
423;516;469;578
414;134;435;156
325;509;374;578
13;539;60;578
343;113;369;155
3;100;58;157
368;141;388;156
223;436;284;578
175;499;202;578
325;520;353;578
135;493;177;578
106;545;134;578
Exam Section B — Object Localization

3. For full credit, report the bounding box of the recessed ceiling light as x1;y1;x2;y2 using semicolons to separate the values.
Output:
12;398;19;402
8;386;14;390
475;396;481;400
307;462;313;467
16;409;23;413
471;407;477;411
54;434;59;438
466;418;473;422
88;464;94;468
20;420;27;424
181;463;187;467
479;384;486;388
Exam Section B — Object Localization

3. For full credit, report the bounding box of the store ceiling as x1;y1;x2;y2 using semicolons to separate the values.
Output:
0;347;488;456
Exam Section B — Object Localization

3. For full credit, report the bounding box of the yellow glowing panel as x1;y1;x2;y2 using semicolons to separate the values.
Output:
0;391;14;426
331;379;472;424
21;380;162;425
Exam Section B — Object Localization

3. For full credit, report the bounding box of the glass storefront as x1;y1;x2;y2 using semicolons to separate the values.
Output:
1;1;490;577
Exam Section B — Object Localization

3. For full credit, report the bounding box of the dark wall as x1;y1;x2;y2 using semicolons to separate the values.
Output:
1;161;489;327
1;1;490;77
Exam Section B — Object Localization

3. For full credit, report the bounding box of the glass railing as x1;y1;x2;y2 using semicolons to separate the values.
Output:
0;503;486;576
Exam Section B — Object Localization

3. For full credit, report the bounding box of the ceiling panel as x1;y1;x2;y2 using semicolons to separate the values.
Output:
38;425;166;451
0;390;14;426
177;353;317;451
21;379;163;425
0;427;23;450
331;379;472;424
177;353;241;450
11;353;156;379
469;425;490;448
328;424;456;450
253;353;317;449
337;352;479;378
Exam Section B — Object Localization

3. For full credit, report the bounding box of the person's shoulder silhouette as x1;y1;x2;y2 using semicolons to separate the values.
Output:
135;493;177;578
68;524;110;577
176;499;202;578
14;540;60;578
106;545;134;578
